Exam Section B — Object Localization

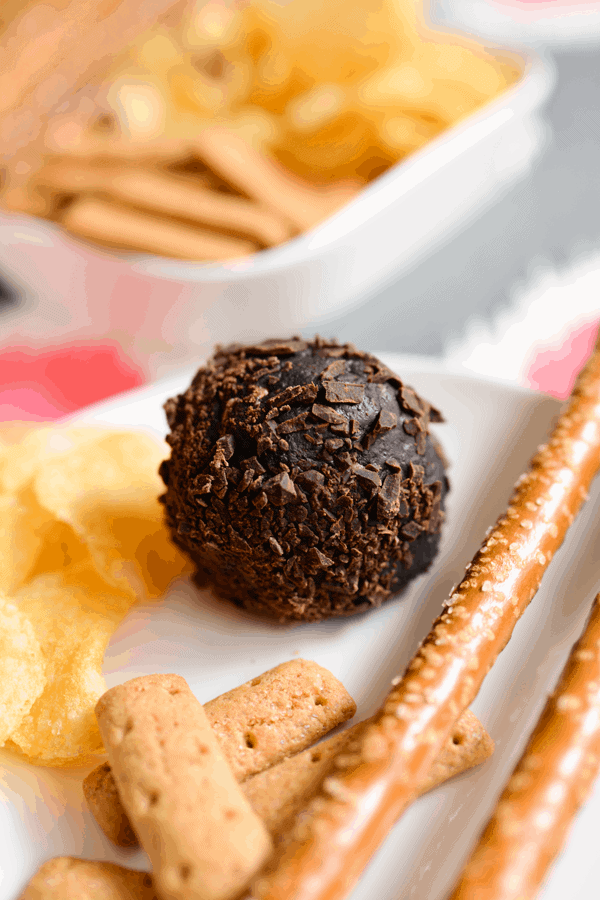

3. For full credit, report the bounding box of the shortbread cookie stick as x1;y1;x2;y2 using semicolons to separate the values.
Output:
250;329;600;900
19;857;157;900
83;761;139;848
449;593;600;900
205;659;356;781
60;197;257;261
192;127;359;231
38;161;292;248
246;709;494;836
95;674;272;900
84;659;356;845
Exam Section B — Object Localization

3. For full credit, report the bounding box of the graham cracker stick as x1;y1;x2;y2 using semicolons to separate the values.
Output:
38;160;292;247
84;659;356;846
18;857;156;900
449;592;600;900
249;330;600;900
59;196;256;260
245;708;494;837
95;674;272;900
191;126;359;231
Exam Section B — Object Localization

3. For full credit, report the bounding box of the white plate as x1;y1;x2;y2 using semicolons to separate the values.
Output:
3;355;600;900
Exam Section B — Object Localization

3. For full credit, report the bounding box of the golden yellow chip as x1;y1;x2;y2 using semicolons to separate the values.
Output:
10;572;130;764
30;428;190;599
0;597;46;746
0;427;101;495
0;426;190;767
0;491;46;595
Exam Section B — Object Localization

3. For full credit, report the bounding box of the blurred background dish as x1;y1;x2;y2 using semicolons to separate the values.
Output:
1;0;521;259
0;0;598;418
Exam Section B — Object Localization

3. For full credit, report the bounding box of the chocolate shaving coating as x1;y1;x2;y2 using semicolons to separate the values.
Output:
324;382;365;404
160;337;449;621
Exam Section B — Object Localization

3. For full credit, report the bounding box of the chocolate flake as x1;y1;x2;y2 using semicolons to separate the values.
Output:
268;383;318;407
307;547;334;569
297;469;325;488
352;465;381;490
241;456;266;474
377;472;402;519
263;472;297;506
403;418;421;437
268;536;284;555
320;360;346;380
399;386;424;416
277;412;309;434
401;521;424;541
312;403;346;426
250;339;308;355
324;382;365;404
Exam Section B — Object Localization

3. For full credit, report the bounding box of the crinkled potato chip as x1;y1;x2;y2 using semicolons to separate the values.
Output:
0;426;190;766
10;572;131;764
0;491;48;595
0;597;46;746
0;427;102;495
30;429;190;598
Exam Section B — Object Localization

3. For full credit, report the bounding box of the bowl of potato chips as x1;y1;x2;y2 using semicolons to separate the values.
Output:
1;0;554;344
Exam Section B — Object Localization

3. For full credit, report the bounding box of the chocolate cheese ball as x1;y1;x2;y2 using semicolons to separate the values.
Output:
160;337;449;622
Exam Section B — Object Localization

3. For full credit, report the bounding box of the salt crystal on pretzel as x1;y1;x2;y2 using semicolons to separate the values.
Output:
448;591;600;900
249;333;600;900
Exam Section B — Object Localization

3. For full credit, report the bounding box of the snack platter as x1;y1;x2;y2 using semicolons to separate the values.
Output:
4;354;600;900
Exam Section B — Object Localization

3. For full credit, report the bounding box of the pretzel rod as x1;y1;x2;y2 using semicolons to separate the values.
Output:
38;161;292;246
250;333;600;900
191;127;360;231
59;196;256;260
449;592;600;900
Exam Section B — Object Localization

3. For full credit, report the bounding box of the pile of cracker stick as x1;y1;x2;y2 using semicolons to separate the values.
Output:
21;659;493;898
0;0;516;260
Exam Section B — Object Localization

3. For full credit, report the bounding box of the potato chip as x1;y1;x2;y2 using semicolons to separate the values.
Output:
30;428;190;599
10;572;130;764
0;426;191;766
0;427;102;495
0;597;46;746
0;491;47;595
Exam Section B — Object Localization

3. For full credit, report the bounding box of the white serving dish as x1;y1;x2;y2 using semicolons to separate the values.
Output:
3;355;600;900
0;47;554;353
135;48;555;343
433;0;600;47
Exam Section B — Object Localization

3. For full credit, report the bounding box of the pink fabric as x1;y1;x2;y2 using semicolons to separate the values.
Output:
0;342;145;421
526;319;599;400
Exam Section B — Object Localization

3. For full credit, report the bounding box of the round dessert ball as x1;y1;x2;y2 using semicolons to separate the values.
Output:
160;337;449;622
